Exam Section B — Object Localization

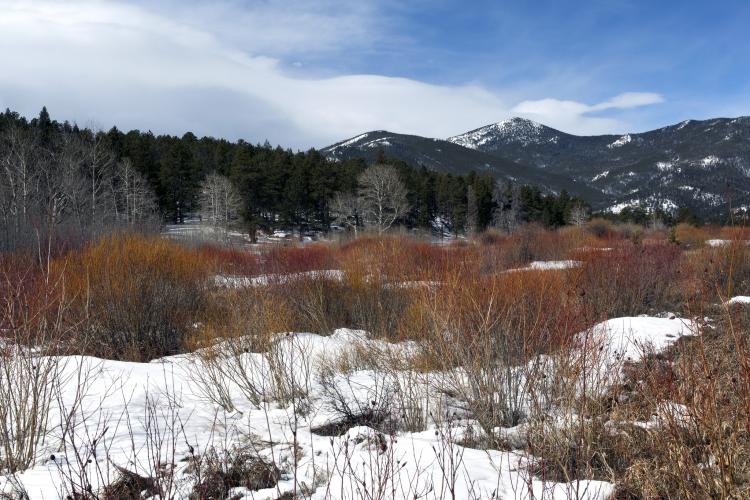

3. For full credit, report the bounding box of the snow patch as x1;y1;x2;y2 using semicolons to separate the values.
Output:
607;134;632;148
336;133;370;148
506;260;582;272
725;296;750;306
215;270;344;287
656;161;673;171
591;170;609;182
700;155;721;167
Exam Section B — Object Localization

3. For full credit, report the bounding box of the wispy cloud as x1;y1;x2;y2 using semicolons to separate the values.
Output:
0;0;665;147
512;93;665;135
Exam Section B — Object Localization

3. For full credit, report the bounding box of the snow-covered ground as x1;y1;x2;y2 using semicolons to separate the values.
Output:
0;316;700;499
216;270;345;288
505;260;582;272
706;239;750;247
725;296;750;306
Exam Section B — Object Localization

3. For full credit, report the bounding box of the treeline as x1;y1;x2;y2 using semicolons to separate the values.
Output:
601;206;703;227
1;108;589;248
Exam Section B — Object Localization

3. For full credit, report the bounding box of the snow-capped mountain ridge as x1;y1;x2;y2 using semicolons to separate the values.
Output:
322;116;750;219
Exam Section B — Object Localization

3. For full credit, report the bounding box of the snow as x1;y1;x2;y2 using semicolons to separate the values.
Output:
335;133;370;148
362;137;393;148
725;296;750;306
447;117;556;149
656;161;674;171
607;134;632;148
700;155;721;167
706;239;750;247
0;314;698;498
506;260;582;272
607;201;635;214
694;192;724;206
577;316;698;393
631;401;692;430
0;327;626;500
215;270;344;287
607;197;677;215
591;170;609;182
707;239;730;247
587;316;696;367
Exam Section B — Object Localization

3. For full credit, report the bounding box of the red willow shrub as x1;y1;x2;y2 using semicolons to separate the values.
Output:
576;242;684;318
198;244;260;276
684;241;750;302
263;243;337;274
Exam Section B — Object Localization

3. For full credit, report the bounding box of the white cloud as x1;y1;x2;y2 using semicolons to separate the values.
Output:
0;1;665;148
593;92;664;110
512;92;665;135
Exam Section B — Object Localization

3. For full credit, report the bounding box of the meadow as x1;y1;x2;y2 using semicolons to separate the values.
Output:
1;221;750;499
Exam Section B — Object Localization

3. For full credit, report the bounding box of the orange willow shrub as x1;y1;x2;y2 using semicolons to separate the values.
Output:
185;287;293;352
54;234;213;361
673;223;713;248
337;235;469;282
608;307;750;497
412;263;592;429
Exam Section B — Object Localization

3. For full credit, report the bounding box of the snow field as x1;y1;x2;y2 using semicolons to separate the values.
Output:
0;314;701;499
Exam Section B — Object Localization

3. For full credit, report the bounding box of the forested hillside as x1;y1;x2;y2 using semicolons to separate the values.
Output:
0;108;589;251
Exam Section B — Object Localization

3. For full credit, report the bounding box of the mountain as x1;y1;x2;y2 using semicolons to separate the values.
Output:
448;117;750;217
323;117;750;218
322;130;605;203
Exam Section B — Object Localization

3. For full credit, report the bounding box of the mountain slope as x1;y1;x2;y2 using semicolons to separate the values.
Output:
323;117;750;218
322;130;605;203
447;117;750;216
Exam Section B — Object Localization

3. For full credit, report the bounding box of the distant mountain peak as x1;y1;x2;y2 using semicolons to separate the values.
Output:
447;116;559;150
497;116;543;127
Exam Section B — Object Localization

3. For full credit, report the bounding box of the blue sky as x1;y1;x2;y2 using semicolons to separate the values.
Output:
1;0;749;148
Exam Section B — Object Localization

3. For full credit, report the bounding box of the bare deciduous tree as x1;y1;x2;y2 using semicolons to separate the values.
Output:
330;191;363;236
568;204;590;226
0;125;40;250
0;124;159;252
198;173;242;229
357;164;409;234
113;158;157;225
466;185;478;236
492;182;521;234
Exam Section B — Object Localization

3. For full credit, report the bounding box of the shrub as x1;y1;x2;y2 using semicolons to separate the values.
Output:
188;446;280;500
264;243;336;274
586;218;613;239
56;233;212;361
417;265;590;431
577;243;683;317
198;244;260;276
685;242;750;302
674;223;711;248
613;309;750;497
